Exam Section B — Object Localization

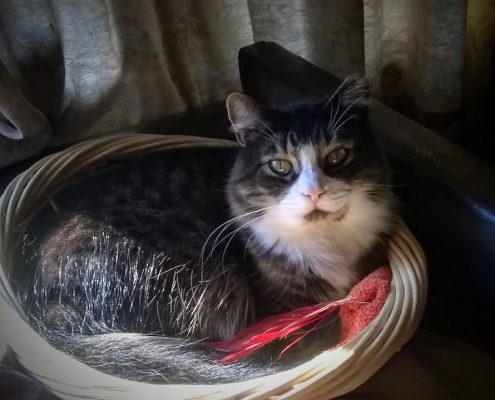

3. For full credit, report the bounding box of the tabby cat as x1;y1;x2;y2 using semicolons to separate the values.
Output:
24;76;396;383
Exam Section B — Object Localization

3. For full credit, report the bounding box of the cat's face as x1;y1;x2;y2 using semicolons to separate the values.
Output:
226;77;394;264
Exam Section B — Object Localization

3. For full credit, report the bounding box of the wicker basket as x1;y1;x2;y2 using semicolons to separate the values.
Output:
0;133;427;400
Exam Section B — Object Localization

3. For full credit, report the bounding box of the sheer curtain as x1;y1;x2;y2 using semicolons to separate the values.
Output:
0;0;491;167
364;0;466;138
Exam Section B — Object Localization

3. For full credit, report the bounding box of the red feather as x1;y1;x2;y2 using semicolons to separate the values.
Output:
206;266;391;364
206;298;351;363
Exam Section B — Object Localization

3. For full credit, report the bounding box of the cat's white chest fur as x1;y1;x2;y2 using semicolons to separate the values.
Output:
250;188;391;295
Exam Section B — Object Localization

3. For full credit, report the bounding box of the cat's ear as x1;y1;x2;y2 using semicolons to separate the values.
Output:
226;92;265;146
328;75;370;117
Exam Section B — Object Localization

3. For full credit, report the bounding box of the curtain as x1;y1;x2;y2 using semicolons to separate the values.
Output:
0;0;492;167
364;0;467;141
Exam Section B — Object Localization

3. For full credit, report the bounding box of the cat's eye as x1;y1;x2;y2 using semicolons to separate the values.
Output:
326;148;349;168
269;159;293;176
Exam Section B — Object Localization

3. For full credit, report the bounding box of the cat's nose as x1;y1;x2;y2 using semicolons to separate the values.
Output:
301;189;325;202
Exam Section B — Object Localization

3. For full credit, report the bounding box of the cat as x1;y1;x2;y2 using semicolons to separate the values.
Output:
22;76;397;384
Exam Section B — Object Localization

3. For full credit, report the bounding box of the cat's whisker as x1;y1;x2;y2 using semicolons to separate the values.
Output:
327;77;350;105
331;115;355;137
218;213;267;272
200;213;255;267
254;118;283;147
328;92;341;132
243;231;256;259
205;218;258;266
254;118;277;138
329;97;361;135
259;132;281;148
200;206;278;267
206;211;270;267
255;129;280;147
204;208;269;250
326;93;336;133
202;220;238;265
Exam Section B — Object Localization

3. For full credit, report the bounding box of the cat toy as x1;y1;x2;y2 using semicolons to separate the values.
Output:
208;266;391;363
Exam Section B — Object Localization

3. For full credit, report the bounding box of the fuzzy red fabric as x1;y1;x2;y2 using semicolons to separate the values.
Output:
337;266;391;344
207;266;392;363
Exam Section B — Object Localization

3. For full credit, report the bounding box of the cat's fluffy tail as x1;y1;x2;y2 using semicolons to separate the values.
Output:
45;331;285;384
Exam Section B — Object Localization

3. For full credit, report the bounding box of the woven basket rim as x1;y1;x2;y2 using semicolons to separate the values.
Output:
0;133;428;400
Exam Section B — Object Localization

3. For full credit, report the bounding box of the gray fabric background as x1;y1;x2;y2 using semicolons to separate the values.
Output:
0;0;480;167
0;0;366;167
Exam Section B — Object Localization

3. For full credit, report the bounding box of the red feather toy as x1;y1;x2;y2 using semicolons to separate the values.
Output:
206;266;391;363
